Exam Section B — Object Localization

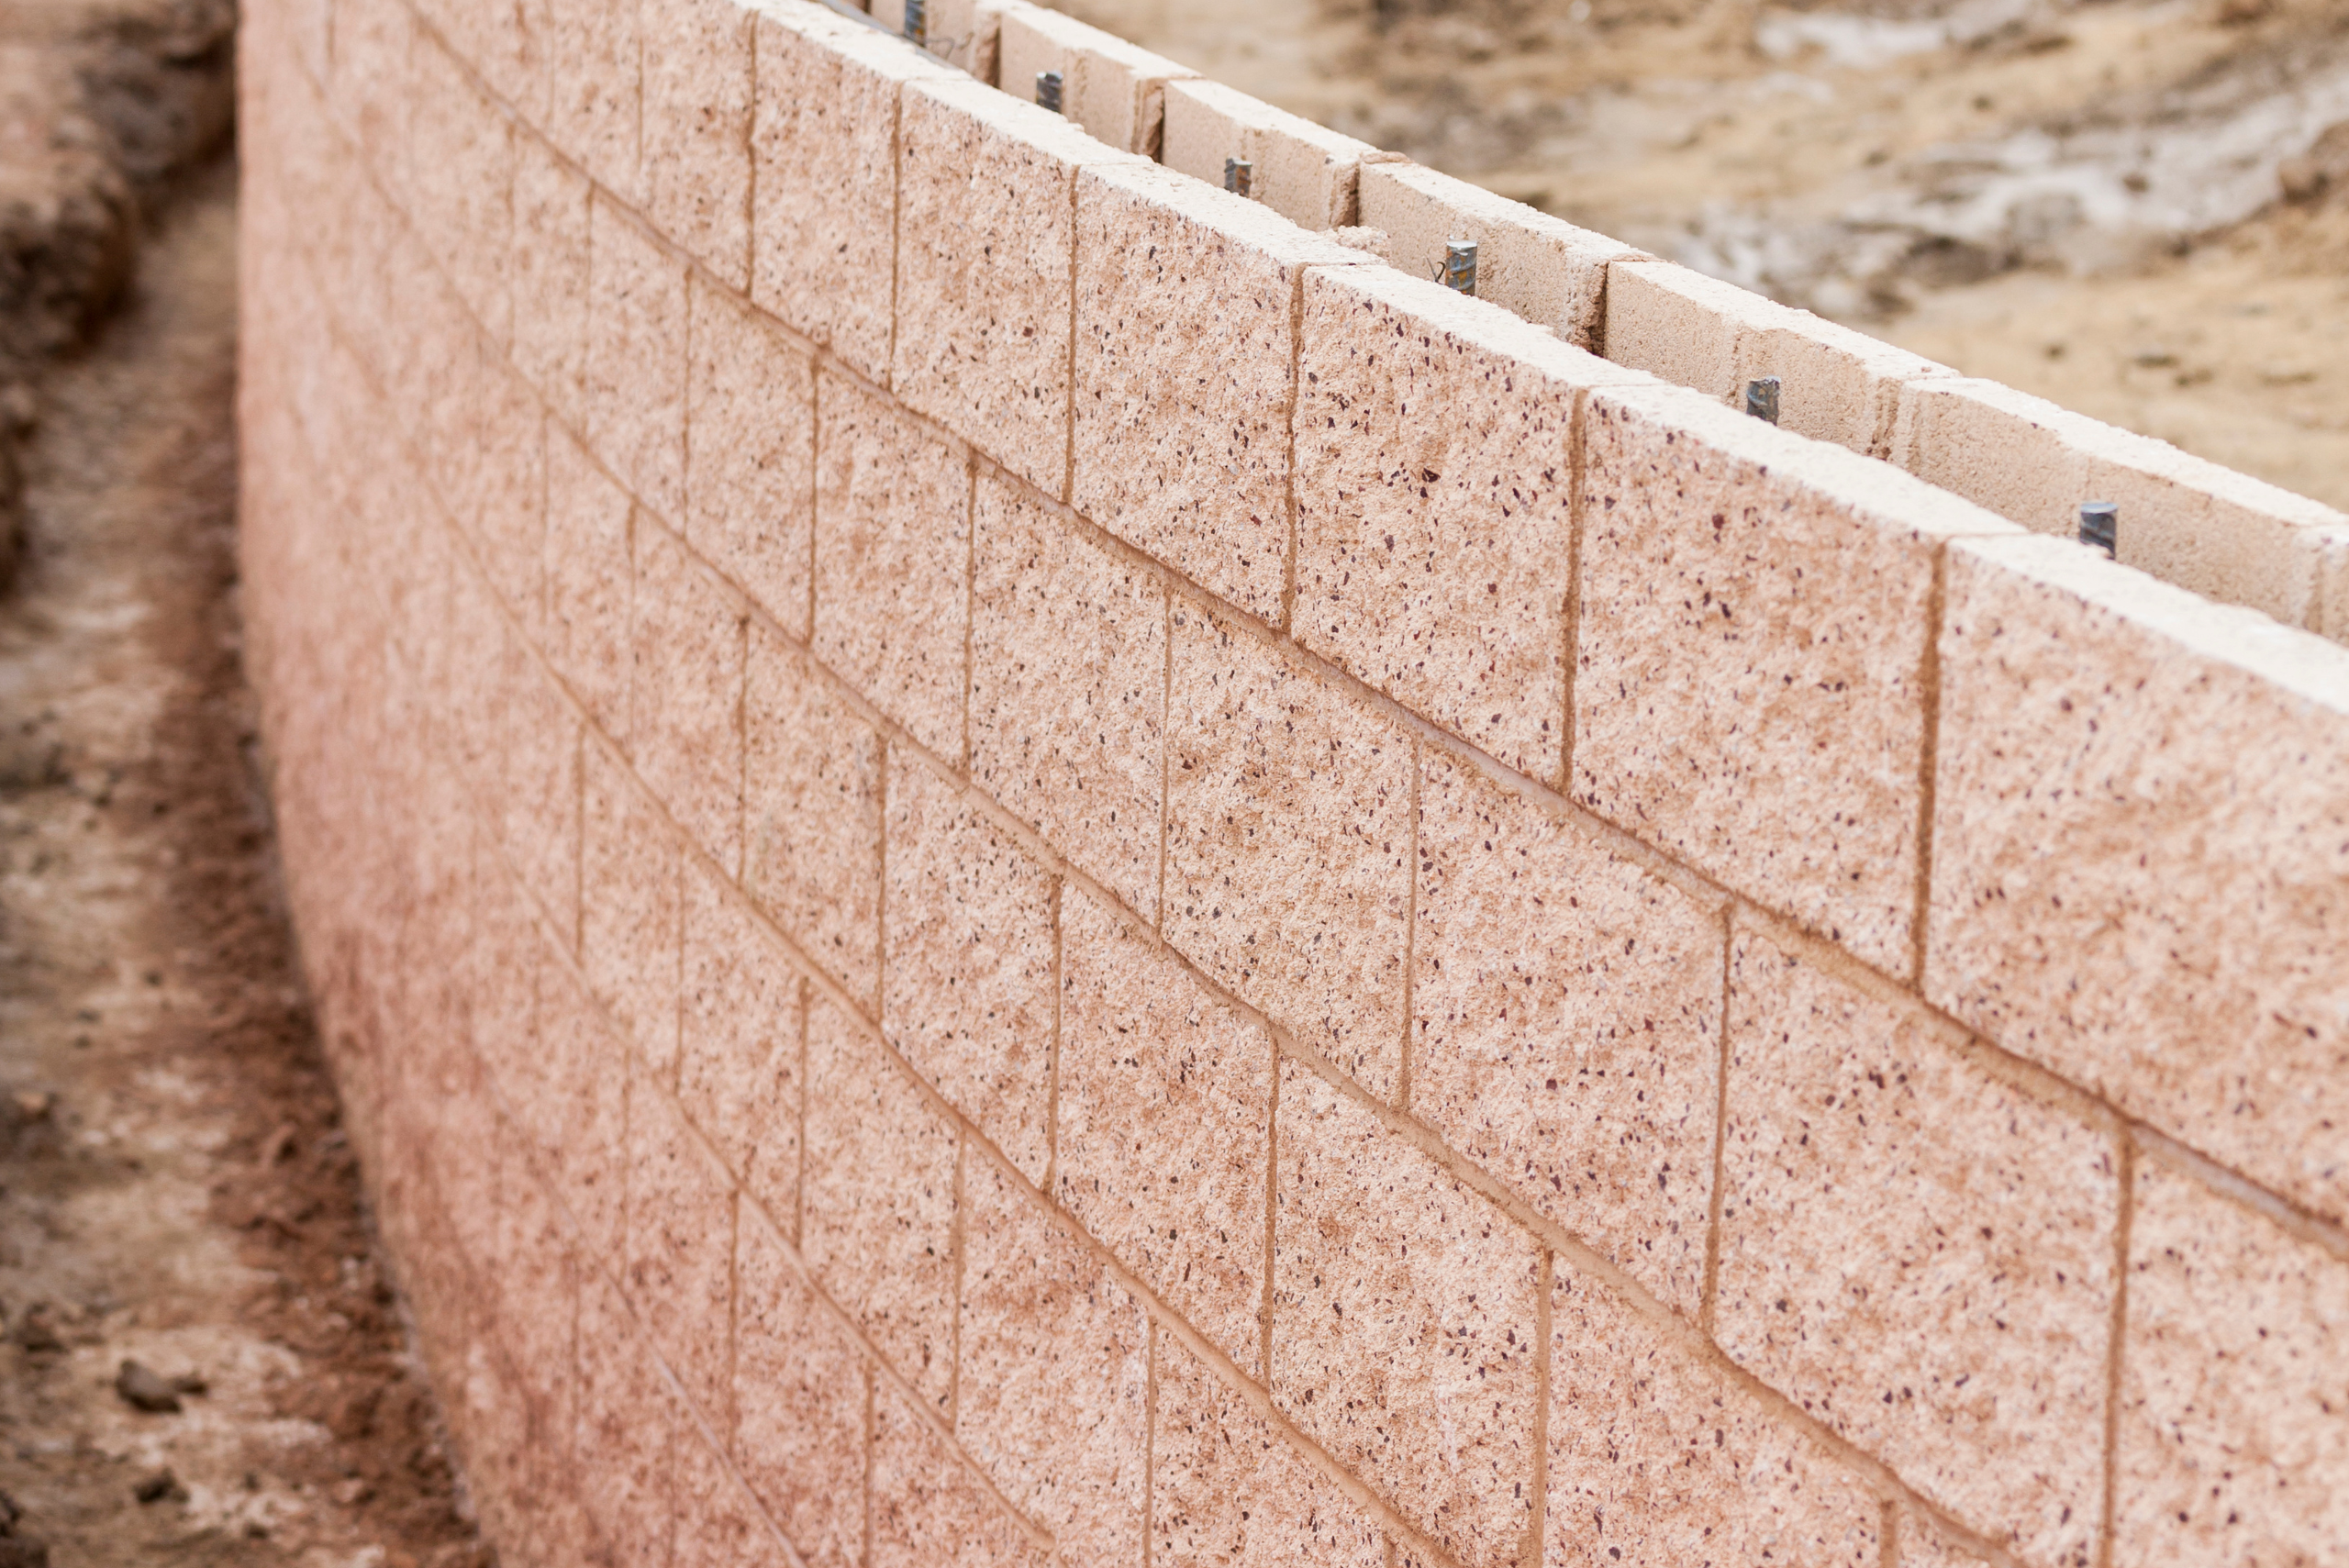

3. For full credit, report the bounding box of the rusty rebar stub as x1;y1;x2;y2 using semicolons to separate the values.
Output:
1744;377;1781;425
2079;501;2119;557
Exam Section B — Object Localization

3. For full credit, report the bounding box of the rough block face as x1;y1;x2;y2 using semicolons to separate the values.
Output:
585;195;689;522
735;1209;868;1568
685;272;815;639
802;992;961;1407
956;1162;1150;1566
580;741;683;1080
872;1384;1051;1568
968;473;1166;918
1926;535;2349;1223
1412;749;1720;1318
894;77;1141;496
545;0;640;199
1575;384;2007;973
813;371;971;760
2112;1158;2349;1568
574;1277;676;1562
1071;161;1359;621
1165;604;1414;1100
1160;77;1384;231
495;628;582;941
1057;886;1272;1375
742;624;885;1008
1152;1333;1388;1568
1272;1061;1542;1568
1716;922;2118;1568
640;0;753;287
679;858;803;1229
1549;1260;1882;1567
543;422;633;736
624;1081;736;1429
629;521;746;872
882;756;1058;1184
510;126;591;428
1294;265;1631;778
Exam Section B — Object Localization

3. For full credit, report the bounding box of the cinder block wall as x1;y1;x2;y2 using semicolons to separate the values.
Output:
233;0;2349;1565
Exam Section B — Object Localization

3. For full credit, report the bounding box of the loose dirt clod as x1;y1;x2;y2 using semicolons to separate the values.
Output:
114;1360;201;1414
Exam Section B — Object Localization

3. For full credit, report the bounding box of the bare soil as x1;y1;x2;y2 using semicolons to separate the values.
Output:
0;157;485;1568
1075;0;2349;511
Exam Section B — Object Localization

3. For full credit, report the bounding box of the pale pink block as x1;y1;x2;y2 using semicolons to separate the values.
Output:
580;739;682;1079
545;0;640;200
678;857;803;1233
585;195;688;523
734;1207;869;1568
640;0;753;287
685;273;815;639
623;1081;736;1431
629;520;746;873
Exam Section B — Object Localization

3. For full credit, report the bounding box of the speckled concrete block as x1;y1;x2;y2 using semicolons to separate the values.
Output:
1073;161;1364;624
640;0;753;288
734;1208;868;1568
2112;1157;2349;1568
924;0;1017;83
894;76;1146;496
994;3;1194;154
1412;749;1721;1318
882;755;1056;1184
546;0;640;200
742;622;885;1011
1716;921;2118;1567
1164;604;1414;1100
623;1082;736;1430
586;195;688;523
1160;77;1387;231
1152;1331;1388;1568
406;38;512;347
679;858;804;1230
685;273;815;639
494;623;582;944
581;740;683;1079
1884;377;2094;542
1057;886;1272;1375
1574;382;2020;975
510;127;591;428
1293;264;1643;777
574;1277;676;1562
544;424;632;734
674;1428;796;1568
1925;534;2349;1223
803;992;960;1407
956;1162;1150;1566
1548;1260;1881;1568
751;6;953;382
1606;259;1956;455
447;340;545;629
1272;1061;1542;1568
873;1384;1052;1568
1358;162;1639;351
968;474;1165;917
812;371;970;761
629;520;747;872
535;959;628;1260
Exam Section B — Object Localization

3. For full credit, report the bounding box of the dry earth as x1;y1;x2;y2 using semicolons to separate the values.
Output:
0;158;486;1568
1071;0;2349;511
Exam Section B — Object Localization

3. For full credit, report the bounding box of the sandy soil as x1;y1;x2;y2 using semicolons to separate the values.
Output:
0;158;485;1568
1072;0;2349;510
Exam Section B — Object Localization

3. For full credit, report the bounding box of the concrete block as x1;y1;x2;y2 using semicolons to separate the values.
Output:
1164;604;1414;1101
419;0;546;124
1573;382;2020;976
1548;1259;1881;1568
545;0;640;200
674;1426;796;1568
1057;886;1272;1376
519;958;629;1260
679;857;804;1229
1715;921;2118;1566
1292;264;1642;777
751;6;954;382
495;629;582;944
742;623;885;1009
1071;161;1364;625
1412;749;1721;1318
511;126;591;429
894;75;1146;495
734;1207;868;1568
802;991;960;1407
882;754;1057;1184
1606;259;1956;455
1899;1518;1999;1568
994;3;1195;155
544;421;633;732
1924;533;2349;1224
623;1083;736;1430
956;1162;1150;1566
585;195;688;523
1359;162;1639;352
1271;1060;1542;1568
629;520;747;872
330;0;416;208
574;1277;676;1562
1160;77;1387;231
872;1383;1052;1568
924;0;1020;82
812;370;971;760
1884;376;2095;542
685;272;816;639
640;0;754;288
581;740;683;1079
2112;1158;2349;1566
406;37;513;347
447;340;545;630
968;473;1166;918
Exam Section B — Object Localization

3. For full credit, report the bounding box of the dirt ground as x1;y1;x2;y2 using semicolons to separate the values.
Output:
1074;0;2349;511
0;158;485;1568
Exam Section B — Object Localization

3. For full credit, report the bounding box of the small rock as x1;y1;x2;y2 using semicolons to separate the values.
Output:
329;1477;374;1507
115;1360;200;1413
0;1487;18;1531
132;1471;184;1505
8;1093;49;1122
2279;154;2329;205
11;1309;61;1355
